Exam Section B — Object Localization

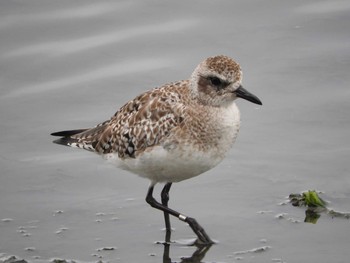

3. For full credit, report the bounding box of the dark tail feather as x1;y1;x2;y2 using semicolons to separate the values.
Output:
51;129;88;147
51;129;88;137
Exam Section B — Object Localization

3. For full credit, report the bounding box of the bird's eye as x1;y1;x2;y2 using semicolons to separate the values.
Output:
209;77;222;86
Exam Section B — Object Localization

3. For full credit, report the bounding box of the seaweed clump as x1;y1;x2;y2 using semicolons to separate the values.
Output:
289;190;349;223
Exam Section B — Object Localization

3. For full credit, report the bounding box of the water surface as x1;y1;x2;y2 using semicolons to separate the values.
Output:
1;1;350;262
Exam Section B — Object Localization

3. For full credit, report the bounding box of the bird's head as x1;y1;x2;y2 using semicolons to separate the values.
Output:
190;55;262;107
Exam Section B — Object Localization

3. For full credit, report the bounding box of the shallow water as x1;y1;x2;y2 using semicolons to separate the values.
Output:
1;0;350;262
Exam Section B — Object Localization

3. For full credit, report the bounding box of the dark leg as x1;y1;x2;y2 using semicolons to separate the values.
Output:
161;183;172;233
146;184;214;245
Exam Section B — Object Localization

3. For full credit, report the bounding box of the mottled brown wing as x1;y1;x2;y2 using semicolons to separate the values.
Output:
70;86;186;158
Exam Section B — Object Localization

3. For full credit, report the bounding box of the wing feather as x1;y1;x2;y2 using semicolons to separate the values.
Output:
52;84;188;159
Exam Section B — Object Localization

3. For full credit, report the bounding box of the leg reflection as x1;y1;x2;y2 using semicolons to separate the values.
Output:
162;230;212;263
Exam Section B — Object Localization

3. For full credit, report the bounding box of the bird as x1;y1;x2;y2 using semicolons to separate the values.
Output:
51;55;262;245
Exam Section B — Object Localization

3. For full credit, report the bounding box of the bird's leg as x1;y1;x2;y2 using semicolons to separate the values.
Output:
161;183;172;237
146;184;214;245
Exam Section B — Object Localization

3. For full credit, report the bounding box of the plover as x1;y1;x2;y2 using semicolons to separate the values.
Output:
51;55;262;244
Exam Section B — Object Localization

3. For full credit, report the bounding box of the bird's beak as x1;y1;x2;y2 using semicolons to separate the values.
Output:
234;86;262;105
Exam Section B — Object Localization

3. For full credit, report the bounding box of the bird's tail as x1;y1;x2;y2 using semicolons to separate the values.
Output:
51;129;88;137
51;129;88;147
51;123;109;152
51;117;111;153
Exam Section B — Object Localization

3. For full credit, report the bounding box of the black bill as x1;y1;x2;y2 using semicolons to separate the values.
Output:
234;86;262;105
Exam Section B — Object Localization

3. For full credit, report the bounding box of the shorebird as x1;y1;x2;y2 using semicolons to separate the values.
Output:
51;55;262;244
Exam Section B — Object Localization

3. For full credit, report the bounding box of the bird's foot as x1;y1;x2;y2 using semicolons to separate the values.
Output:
184;217;215;245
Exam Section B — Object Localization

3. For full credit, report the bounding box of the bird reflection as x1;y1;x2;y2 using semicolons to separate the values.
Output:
163;243;211;263
161;230;212;263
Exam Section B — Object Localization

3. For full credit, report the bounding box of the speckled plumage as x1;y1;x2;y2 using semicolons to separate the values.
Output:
52;55;262;184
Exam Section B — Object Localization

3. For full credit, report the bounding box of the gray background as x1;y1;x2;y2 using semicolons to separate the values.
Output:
0;0;349;262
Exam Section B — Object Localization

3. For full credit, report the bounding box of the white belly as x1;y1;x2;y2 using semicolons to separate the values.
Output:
118;145;224;183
